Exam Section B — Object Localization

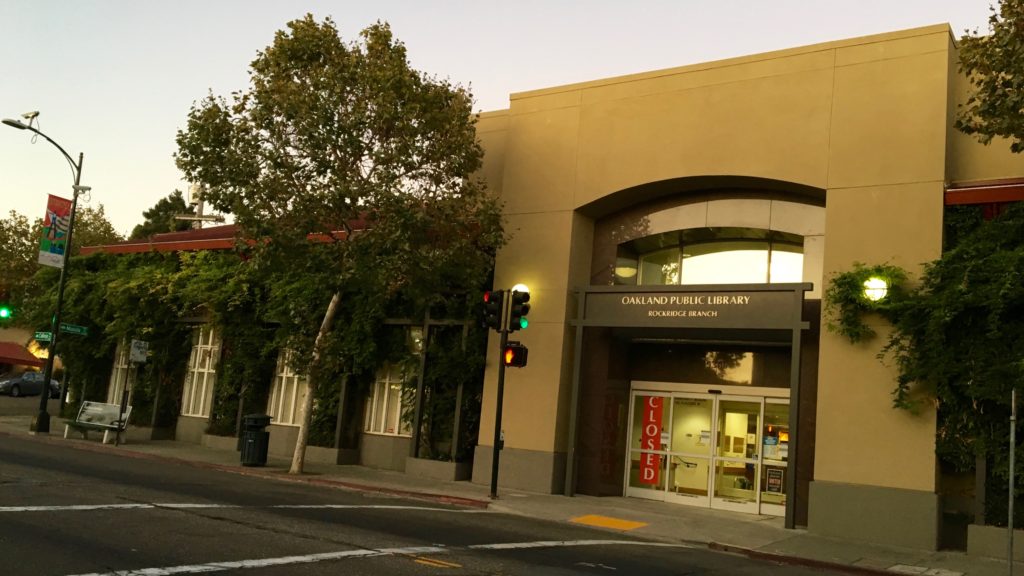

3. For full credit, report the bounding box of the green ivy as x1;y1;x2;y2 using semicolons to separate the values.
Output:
824;262;909;343
824;203;1024;526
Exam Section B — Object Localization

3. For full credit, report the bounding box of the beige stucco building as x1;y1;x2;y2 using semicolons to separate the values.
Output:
471;24;1022;550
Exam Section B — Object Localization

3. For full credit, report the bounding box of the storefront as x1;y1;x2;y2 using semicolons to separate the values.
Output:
563;284;812;527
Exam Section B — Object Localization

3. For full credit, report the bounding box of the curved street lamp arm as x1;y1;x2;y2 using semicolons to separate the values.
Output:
2;118;81;181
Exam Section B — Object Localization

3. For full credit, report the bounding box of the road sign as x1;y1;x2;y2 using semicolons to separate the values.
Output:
59;323;89;336
129;339;149;363
34;331;53;342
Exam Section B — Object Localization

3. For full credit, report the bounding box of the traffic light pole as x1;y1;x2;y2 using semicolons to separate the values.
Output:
489;327;508;499
485;287;528;499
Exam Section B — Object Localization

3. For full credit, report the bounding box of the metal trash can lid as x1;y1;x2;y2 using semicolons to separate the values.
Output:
243;413;273;427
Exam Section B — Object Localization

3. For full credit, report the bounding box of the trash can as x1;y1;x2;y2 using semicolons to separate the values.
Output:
240;413;271;467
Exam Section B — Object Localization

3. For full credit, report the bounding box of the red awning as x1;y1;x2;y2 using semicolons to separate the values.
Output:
0;342;44;368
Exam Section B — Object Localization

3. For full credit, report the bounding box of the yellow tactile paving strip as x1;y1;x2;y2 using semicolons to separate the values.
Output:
570;514;648;531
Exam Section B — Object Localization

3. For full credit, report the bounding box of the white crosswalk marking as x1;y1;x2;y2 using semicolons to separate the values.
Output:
468;539;693;550
63;541;691;576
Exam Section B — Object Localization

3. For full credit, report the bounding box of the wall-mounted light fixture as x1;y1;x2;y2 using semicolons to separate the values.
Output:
862;276;889;302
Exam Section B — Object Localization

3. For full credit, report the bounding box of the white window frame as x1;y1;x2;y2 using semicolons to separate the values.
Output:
107;339;131;405
364;363;414;437
181;325;220;418
267;350;309;427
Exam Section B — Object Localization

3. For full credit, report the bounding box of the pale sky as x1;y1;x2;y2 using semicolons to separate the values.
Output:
0;0;996;236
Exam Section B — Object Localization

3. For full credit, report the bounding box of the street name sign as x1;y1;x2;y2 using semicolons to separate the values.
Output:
59;323;89;336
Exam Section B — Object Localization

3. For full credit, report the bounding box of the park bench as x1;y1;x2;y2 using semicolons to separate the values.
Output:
63;401;132;444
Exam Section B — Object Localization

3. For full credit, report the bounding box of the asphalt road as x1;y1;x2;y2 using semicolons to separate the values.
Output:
0;397;845;575
0;391;62;416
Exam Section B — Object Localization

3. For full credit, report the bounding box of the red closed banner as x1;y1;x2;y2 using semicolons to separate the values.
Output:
639;396;663;485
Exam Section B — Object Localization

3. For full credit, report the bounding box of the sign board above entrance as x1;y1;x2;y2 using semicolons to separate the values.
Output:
577;284;811;330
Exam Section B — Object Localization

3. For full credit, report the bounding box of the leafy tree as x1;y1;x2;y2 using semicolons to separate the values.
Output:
130;190;195;240
71;204;123;252
957;0;1024;152
171;251;277;437
0;210;37;308
176;16;504;473
0;205;121;325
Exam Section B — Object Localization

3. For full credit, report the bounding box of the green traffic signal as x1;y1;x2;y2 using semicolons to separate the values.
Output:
0;305;11;320
508;290;530;333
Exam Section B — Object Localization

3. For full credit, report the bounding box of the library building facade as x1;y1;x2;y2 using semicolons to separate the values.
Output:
470;24;1024;550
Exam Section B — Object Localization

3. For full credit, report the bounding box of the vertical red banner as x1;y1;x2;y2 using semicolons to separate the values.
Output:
639;396;663;485
38;194;73;269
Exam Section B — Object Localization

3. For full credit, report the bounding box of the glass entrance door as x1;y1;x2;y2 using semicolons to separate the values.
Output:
759;399;790;516
710;396;761;514
626;389;789;516
626;393;670;500
664;395;713;507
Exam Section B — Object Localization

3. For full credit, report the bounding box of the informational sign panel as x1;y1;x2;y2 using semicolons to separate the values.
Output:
39;194;73;269
585;290;798;329
766;467;785;493
639;396;663;485
129;339;149;364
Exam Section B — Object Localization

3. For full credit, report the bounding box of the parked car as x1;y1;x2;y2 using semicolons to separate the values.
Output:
0;372;60;398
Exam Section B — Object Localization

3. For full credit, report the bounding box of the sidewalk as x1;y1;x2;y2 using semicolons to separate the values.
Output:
1;414;1018;576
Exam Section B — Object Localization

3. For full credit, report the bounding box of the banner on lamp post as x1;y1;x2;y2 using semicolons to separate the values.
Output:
39;194;72;269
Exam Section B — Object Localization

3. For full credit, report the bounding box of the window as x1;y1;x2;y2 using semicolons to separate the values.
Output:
639;247;681;285
680;241;768;285
267;350;309;426
364;364;413;436
619;228;804;286
363;327;423;437
768;243;803;283
181;326;220;418
106;339;131;405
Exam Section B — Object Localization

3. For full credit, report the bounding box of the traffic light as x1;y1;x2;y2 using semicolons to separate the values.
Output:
0;304;12;322
483;290;505;331
503;341;528;368
507;289;531;332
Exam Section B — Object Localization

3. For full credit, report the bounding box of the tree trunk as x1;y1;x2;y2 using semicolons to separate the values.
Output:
290;291;342;474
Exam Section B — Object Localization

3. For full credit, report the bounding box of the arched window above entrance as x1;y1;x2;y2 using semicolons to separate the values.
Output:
614;227;803;286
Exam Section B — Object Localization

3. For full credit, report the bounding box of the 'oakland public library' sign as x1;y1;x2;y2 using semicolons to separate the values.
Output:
577;284;811;330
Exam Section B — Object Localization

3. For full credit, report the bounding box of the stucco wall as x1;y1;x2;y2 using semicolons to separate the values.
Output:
945;35;1024;184
476;26;954;501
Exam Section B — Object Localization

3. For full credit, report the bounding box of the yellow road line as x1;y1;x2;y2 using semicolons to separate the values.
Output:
414;556;462;568
570;514;648;531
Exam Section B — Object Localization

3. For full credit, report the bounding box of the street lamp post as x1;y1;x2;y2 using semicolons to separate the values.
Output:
3;115;86;434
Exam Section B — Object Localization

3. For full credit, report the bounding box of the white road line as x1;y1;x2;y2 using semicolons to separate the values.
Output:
66;546;446;576
0;504;153;512
0;503;476;513
469;539;695;550
64;541;687;576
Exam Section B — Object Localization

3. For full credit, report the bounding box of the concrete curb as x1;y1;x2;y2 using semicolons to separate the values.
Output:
708;542;893;576
3;426;494;510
